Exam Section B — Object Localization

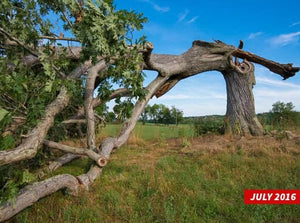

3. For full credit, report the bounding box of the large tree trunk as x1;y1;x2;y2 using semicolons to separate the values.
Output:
222;60;264;136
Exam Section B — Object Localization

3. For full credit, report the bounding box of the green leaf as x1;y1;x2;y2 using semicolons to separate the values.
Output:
0;108;8;121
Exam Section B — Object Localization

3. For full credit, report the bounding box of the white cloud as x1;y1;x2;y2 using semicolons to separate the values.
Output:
256;76;300;88
290;21;300;27
248;32;263;39
270;31;300;46
254;88;300;113
187;16;198;24
178;9;189;22
141;0;170;12
153;4;170;12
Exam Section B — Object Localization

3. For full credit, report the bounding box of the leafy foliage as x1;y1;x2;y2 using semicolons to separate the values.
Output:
0;0;148;204
0;166;36;204
140;104;184;125
193;116;224;136
268;101;299;130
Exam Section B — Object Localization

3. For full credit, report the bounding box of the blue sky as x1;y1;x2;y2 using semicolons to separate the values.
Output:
114;0;300;116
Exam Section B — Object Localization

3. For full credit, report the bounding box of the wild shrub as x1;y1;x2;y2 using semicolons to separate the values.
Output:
193;117;224;136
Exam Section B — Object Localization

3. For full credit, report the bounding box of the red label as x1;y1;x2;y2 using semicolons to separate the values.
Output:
244;190;300;204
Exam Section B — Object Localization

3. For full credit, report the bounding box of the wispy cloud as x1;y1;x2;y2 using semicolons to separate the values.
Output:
248;32;263;39
187;16;198;24
141;0;170;12
256;76;300;88
290;21;300;27
178;9;189;22
270;31;300;46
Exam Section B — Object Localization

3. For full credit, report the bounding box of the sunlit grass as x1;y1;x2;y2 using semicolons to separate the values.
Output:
99;123;194;140
14;127;300;223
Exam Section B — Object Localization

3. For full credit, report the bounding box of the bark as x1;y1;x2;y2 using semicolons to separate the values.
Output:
0;87;70;166
0;174;79;222
232;49;299;80
99;75;168;159
47;153;81;172
84;60;107;150
222;60;264;136
37;153;81;179
43;140;107;167
77;165;103;189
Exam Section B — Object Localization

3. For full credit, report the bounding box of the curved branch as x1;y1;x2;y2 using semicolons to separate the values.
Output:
232;49;300;79
0;87;70;166
92;88;131;108
84;60;108;150
99;75;169;159
43;140;107;167
0;174;79;222
0;27;39;56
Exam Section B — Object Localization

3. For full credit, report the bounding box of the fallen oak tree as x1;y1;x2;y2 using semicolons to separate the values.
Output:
0;0;299;221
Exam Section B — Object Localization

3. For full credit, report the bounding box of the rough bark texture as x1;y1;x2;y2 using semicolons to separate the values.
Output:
0;174;79;222
223;60;264;136
43;140;107;167
84;61;107;150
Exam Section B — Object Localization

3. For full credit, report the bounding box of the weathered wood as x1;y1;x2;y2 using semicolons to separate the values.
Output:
0;174;79;222
223;60;264;136
232;49;300;79
77;165;103;190
84;60;107;150
48;153;81;172
43;140;107;167
99;75;169;159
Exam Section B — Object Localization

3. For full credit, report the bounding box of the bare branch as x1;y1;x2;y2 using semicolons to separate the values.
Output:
43;140;107;167
99;75;169;159
232;49;300;79
92;88;131;108
84;60;108;149
47;154;81;172
0;27;39;57
39;36;80;42
37;153;81;179
77;165;103;189
62;119;86;124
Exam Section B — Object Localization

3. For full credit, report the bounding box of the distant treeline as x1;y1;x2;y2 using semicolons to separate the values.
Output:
182;101;300;134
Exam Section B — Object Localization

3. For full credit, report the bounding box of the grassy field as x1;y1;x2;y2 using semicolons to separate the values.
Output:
98;123;194;140
12;124;300;223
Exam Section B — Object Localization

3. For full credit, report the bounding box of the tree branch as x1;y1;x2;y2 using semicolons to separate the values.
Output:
0;174;79;222
0;87;70;166
43;140;107;167
232;49;300;79
99;75;168;159
84;60;108;149
0;27;39;57
39;36;80;42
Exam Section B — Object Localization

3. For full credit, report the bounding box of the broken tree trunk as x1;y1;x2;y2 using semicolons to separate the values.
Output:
0;39;299;222
223;59;264;136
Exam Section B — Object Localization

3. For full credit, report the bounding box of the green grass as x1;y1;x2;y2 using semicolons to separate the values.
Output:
12;126;300;223
99;123;194;140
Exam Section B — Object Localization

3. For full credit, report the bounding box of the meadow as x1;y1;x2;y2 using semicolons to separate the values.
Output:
11;124;300;223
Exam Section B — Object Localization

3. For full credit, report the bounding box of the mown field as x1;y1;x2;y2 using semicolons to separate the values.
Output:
12;124;300;223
